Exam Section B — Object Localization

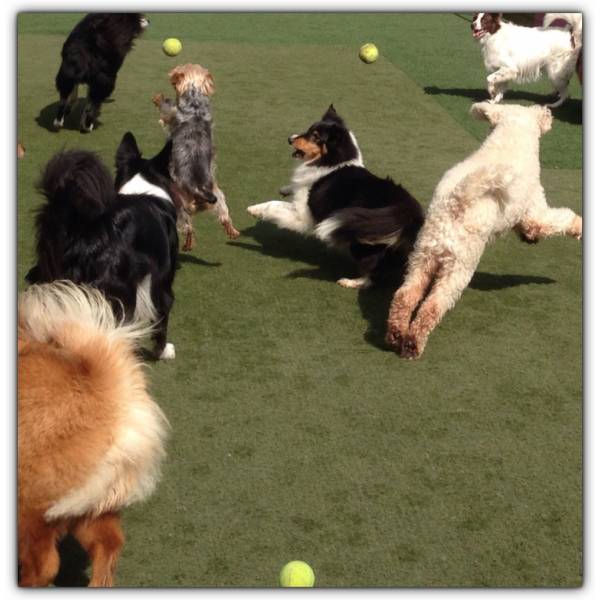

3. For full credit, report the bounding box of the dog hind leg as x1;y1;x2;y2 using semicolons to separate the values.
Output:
72;513;124;588
80;73;115;133
386;253;439;351
212;184;240;239
18;516;61;587
401;261;476;359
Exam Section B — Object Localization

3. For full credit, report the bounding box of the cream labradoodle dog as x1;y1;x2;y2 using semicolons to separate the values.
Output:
386;101;582;359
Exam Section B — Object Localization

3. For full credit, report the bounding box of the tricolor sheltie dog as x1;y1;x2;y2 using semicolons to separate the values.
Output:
18;282;169;586
26;133;179;360
247;105;424;288
53;13;148;132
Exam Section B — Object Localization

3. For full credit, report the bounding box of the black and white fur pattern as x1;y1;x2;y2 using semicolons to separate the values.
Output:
247;105;424;289
472;12;582;108
27;133;179;360
53;13;148;132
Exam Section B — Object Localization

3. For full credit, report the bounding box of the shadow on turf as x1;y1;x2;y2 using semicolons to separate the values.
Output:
423;86;582;124
357;270;556;350
52;535;90;587
36;100;113;132
234;224;555;350
230;222;353;282
178;253;222;267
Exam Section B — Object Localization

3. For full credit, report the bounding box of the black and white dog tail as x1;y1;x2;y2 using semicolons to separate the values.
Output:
316;204;424;248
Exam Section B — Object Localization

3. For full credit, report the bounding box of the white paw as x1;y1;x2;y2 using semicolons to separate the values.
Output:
53;117;64;128
247;203;267;218
159;342;176;360
337;277;372;289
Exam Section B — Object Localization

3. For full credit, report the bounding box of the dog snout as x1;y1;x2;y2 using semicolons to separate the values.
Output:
288;134;299;145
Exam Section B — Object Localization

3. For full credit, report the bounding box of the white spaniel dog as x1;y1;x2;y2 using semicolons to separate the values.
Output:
471;12;582;107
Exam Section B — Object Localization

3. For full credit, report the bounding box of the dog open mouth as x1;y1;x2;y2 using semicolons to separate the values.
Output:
472;29;486;39
292;148;305;159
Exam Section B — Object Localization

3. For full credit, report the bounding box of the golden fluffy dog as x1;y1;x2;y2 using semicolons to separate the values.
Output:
18;282;169;587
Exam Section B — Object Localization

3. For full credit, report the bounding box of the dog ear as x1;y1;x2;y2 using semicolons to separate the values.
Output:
115;132;141;178
117;132;141;159
152;139;173;175
168;66;185;90
470;102;502;126
537;106;553;135
200;73;215;97
322;104;342;122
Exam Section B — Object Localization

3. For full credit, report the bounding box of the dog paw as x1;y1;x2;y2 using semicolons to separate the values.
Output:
400;335;422;360
159;343;176;360
569;215;582;240
247;204;265;219
385;327;404;351
52;117;64;129
337;277;372;289
223;222;241;239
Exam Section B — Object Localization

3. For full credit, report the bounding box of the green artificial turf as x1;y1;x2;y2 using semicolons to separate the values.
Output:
17;13;582;588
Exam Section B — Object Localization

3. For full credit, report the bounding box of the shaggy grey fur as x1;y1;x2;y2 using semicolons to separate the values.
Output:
158;87;217;205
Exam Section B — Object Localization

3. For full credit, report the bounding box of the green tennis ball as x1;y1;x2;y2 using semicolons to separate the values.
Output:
279;561;315;587
359;42;379;64
162;38;182;57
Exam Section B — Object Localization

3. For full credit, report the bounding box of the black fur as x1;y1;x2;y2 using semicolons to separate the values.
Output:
54;13;147;132
27;134;178;358
301;106;424;284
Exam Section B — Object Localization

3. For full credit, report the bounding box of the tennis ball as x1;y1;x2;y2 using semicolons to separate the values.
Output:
162;38;182;57
279;561;315;587
359;43;379;64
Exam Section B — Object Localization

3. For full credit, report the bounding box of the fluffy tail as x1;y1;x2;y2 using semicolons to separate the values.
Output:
543;13;582;49
19;281;169;520
315;203;424;247
38;150;117;221
19;281;154;355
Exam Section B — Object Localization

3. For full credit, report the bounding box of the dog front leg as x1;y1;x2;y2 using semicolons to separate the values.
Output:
486;67;517;103
247;201;311;233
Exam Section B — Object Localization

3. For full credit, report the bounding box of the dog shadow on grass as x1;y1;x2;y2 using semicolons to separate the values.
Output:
358;270;556;350
231;224;556;350
229;222;354;283
423;86;582;125
52;535;90;587
36;100;113;132
178;253;222;268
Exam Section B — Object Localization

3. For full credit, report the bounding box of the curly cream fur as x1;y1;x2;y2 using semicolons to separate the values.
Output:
386;102;582;359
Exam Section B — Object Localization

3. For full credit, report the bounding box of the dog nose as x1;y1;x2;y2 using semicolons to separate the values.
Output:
288;135;298;144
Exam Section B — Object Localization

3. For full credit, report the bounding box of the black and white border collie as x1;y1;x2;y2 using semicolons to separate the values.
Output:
247;105;424;289
54;13;149;132
26;133;179;360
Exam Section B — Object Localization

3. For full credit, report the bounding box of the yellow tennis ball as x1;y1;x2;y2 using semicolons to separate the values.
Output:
359;42;379;64
162;38;182;57
279;561;315;587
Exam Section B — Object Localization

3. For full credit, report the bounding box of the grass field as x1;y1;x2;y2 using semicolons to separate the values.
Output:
17;13;582;587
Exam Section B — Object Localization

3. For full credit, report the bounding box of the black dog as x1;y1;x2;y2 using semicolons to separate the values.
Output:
248;105;424;288
27;134;179;360
53;13;148;132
